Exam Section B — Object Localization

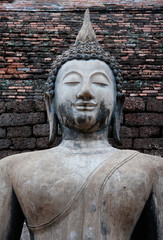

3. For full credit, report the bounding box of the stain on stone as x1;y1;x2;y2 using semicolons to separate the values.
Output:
103;200;106;206
91;204;96;211
101;221;110;236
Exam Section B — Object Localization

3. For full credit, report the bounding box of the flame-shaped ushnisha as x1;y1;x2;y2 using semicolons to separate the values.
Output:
48;9;123;97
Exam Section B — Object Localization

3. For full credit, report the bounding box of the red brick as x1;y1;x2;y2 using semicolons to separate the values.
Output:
7;126;32;138
125;113;163;126
139;126;160;137
124;97;145;112
134;138;163;150
147;97;163;112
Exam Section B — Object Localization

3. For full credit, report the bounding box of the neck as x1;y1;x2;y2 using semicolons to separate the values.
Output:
59;126;111;152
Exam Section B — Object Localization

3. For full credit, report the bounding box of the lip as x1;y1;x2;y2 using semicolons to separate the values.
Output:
74;101;97;111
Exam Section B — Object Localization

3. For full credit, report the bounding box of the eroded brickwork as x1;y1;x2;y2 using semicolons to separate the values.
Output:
0;0;163;158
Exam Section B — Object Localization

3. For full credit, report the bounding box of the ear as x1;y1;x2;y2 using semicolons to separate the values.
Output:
44;92;57;145
112;94;124;146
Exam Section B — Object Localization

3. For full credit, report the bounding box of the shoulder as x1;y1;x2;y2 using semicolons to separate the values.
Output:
0;147;61;183
117;149;163;177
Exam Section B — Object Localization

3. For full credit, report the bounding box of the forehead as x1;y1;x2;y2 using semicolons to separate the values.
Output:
56;59;114;80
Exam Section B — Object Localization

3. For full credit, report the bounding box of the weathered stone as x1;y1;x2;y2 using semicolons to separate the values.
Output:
120;126;139;138
33;124;49;137
7;126;32;138
11;138;36;150
147;97;163;112
144;149;163;157
0;139;11;150
0;113;45;127
134;138;163;150
35;100;46;111
6;100;35;113
36;137;49;149
0;150;20;160
121;137;133;149
139;126;160;137
124;97;145;112
0;128;6;138
0;102;5;114
20;223;30;240
125;113;163;126
113;137;133;149
0;9;162;240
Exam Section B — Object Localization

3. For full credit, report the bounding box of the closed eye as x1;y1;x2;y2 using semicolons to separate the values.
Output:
91;72;110;87
64;81;80;86
92;82;108;87
62;72;82;86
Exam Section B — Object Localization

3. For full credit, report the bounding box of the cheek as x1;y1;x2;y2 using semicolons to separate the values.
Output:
97;88;114;107
57;84;77;103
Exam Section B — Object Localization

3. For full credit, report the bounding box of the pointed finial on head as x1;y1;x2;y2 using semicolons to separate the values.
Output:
75;9;97;43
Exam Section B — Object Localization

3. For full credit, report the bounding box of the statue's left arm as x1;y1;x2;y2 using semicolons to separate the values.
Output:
0;156;25;240
153;156;163;240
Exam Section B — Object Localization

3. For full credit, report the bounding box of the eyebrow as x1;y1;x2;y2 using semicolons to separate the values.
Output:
62;71;82;81
90;71;111;82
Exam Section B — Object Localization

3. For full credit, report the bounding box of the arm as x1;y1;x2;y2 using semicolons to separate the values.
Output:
0;157;24;240
153;156;163;240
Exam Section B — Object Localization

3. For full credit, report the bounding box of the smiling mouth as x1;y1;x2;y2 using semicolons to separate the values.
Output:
74;102;97;111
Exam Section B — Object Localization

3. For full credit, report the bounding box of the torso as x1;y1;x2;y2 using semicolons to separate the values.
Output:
8;146;157;240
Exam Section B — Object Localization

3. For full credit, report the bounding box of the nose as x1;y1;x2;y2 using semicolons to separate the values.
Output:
77;81;94;100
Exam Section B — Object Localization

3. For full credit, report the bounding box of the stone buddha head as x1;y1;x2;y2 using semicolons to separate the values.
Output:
45;9;124;145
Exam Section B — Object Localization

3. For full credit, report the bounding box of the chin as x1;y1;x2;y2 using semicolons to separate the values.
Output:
74;114;97;132
57;103;111;133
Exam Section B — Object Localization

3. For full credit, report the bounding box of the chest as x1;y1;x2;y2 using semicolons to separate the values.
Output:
12;156;154;230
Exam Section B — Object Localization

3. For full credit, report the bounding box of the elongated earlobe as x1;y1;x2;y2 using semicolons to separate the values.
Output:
44;92;58;145
111;94;124;146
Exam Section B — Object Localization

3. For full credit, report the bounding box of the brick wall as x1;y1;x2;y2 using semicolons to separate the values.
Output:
0;0;163;159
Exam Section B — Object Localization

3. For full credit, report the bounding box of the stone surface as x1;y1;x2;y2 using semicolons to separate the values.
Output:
147;98;163;112
0;2;163;158
11;138;36;150
124;97;145;112
6;100;35;113
0;113;45;127
125;113;163;126
0;102;5;114
0;128;6;138
0;9;162;240
7;126;32;138
120;126;139;138
134;138;163;150
33;124;49;137
139;126;160;137
0;150;21;159
0;139;11;150
20;223;30;240
36;137;49;149
0;5;162;101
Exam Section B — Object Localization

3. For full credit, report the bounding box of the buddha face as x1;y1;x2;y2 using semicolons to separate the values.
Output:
54;59;116;133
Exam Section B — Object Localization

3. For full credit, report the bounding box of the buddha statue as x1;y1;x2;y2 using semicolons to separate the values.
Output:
0;10;163;240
